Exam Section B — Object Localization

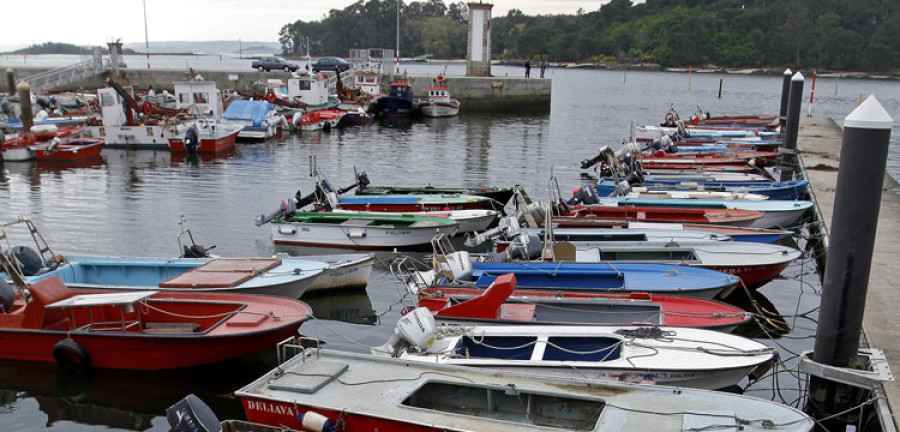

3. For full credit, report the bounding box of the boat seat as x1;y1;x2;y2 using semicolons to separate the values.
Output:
436;274;516;319
498;303;536;321
552;242;576;261
24;276;73;330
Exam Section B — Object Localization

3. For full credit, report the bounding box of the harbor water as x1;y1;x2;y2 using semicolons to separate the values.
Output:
0;64;898;431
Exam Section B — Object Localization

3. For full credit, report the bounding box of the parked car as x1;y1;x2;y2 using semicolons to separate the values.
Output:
252;56;299;72
311;57;351;73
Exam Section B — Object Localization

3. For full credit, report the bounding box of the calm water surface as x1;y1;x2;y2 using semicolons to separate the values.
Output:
0;65;897;430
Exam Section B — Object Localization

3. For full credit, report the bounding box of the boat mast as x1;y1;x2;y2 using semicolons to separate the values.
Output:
396;0;400;77
143;0;150;69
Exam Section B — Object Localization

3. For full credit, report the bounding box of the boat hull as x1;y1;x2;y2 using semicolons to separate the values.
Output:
271;221;458;249
305;253;376;292
86;125;172;150
0;289;311;370
33;139;104;161
169;131;239;153
419;101;460;117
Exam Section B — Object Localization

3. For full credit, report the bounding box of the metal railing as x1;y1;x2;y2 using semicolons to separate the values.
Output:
22;54;109;93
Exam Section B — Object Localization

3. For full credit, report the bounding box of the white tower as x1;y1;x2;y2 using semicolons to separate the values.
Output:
466;2;493;77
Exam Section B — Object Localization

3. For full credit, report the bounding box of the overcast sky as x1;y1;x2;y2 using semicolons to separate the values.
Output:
2;0;607;50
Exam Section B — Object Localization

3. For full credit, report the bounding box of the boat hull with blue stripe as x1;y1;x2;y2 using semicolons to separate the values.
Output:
599;179;810;200
595;197;813;228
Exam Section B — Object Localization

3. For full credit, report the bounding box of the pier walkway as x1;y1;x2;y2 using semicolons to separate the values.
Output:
799;115;900;429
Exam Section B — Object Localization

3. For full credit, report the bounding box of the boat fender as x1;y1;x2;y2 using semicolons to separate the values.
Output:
5;245;43;276
267;90;276;103
297;411;337;432
0;280;14;313
52;339;91;372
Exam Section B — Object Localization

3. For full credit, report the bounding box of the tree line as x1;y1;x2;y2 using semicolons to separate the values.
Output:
278;0;899;72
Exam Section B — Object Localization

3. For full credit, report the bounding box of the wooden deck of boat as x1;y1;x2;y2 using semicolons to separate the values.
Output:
799;115;900;429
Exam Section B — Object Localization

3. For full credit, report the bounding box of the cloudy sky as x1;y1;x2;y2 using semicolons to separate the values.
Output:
2;0;607;49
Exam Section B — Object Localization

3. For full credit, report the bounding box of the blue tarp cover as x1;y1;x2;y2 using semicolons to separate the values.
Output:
223;100;272;127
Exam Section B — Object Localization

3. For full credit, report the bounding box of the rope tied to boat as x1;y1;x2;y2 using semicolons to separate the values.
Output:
615;326;675;339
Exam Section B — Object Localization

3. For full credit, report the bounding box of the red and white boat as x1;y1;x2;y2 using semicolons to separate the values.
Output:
412;282;750;332
295;109;346;132
417;75;460;118
0;275;312;371
555;204;763;227
33;137;105;161
168;118;243;153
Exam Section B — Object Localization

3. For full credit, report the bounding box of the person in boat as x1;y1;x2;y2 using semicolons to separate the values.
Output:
524;60;531;78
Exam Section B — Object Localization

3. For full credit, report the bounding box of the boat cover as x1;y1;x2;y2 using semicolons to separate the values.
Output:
223;100;273;127
159;258;281;289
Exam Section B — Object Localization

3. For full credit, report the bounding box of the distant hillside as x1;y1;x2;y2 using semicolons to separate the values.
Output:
9;42;105;55
124;41;281;54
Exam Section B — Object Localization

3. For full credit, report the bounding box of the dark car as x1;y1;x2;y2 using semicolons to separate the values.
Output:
251;56;299;72
311;57;351;73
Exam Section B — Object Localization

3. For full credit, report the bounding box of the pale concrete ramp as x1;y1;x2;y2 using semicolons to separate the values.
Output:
800;115;900;429
22;54;109;94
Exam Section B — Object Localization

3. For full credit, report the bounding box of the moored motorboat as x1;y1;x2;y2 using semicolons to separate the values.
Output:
338;193;495;212
403;272;750;331
333;208;497;233
416;75;460;117
236;344;814;432
300;252;376;292
0;276;313;371
555;204;764;227
373;307;773;389
268;212;459;249
373;81;415;117
598;179;810;201
405;254;739;299
595;196;814;228
33;137;105;161
222;100;284;140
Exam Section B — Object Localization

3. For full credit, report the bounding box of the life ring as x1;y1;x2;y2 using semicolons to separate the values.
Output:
267;91;276;103
664;112;675;124
434;74;446;84
141;101;153;116
53;339;91;372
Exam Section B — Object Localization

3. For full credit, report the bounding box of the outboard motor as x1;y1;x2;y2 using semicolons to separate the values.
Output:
166;394;220;432
503;233;543;261
0;280;15;313
184;125;199;156
568;184;600;205
4;246;42;276
374;307;437;357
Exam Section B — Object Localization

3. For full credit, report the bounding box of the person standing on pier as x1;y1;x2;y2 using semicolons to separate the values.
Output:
540;59;547;78
524;60;531;78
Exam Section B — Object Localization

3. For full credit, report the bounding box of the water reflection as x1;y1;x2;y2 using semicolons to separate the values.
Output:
725;288;791;339
301;287;377;325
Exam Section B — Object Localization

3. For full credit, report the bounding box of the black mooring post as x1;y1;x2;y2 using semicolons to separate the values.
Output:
5;68;14;96
807;96;893;430
780;72;804;181
779;68;792;127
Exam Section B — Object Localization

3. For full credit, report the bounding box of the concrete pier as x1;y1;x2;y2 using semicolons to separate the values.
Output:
5;66;552;113
799;115;900;429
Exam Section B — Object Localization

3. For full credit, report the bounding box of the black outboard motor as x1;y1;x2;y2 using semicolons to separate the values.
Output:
0;280;15;313
182;244;214;258
568;184;599;205
184;125;199;157
4;246;43;276
166;394;220;432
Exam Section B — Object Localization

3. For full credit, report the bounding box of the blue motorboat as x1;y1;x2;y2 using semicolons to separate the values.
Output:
373;82;415;117
598;179;810;200
595;197;813;228
453;262;740;299
16;255;328;299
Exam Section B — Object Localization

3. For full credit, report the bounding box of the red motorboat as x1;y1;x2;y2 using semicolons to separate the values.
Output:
33;137;105;161
555;205;763;227
0;276;313;371
414;282;750;332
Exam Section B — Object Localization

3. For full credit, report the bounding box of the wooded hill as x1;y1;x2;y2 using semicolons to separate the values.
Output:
278;0;899;72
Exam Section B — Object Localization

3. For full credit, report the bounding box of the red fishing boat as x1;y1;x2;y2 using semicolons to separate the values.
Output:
413;282;750;332
0;275;312;371
555;205;763;227
33;137;105;161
